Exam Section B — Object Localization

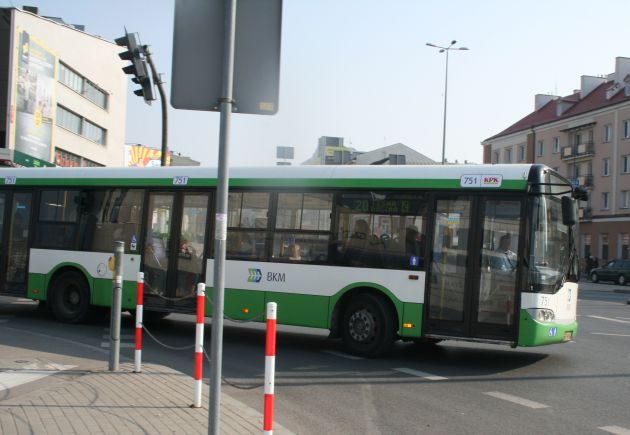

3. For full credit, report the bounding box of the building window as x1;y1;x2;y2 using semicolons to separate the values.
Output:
536;140;544;157
492;151;499;164
621;191;630;209
623;155;630;174
622;233;629;259
55;148;102;167
601;192;610;210
553;137;560;153
623;120;630;139
56;105;107;145
58;62;108;110
603;158;610;176
604;124;613;142
504;148;512;163
601;234;609;260
518;145;525;161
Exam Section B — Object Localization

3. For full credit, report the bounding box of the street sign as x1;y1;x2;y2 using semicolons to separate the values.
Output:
171;0;282;115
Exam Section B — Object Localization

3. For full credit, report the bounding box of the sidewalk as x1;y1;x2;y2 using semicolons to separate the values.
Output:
0;362;294;434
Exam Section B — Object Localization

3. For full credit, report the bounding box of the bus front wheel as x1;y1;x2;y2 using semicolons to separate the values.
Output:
342;293;395;357
49;270;91;323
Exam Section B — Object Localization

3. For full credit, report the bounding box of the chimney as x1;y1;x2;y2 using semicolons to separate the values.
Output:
606;57;630;100
580;75;607;99
535;94;557;111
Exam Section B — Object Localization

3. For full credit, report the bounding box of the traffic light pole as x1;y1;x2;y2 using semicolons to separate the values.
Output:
209;0;237;434
144;47;168;167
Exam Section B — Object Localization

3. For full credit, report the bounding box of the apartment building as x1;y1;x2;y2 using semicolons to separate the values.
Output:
0;6;127;167
482;57;630;265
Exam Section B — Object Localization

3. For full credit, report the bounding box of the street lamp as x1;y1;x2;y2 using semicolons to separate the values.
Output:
426;40;469;165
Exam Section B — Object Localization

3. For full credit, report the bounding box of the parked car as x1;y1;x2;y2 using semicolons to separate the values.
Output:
590;259;630;285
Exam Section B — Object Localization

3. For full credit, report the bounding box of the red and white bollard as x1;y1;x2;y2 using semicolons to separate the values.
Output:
193;283;206;408
134;272;144;373
263;302;277;435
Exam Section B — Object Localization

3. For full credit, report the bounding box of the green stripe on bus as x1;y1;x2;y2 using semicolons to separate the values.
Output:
11;177;528;190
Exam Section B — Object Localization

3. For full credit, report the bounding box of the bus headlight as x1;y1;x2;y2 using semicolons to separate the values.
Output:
527;308;555;323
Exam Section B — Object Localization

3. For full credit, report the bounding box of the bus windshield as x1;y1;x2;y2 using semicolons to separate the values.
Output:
529;194;571;293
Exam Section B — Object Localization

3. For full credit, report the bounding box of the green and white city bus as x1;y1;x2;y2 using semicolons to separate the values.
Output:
0;164;585;356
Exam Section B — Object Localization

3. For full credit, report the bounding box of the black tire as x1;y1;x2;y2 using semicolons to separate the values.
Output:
342;293;396;357
618;275;626;286
591;272;599;283
49;270;91;323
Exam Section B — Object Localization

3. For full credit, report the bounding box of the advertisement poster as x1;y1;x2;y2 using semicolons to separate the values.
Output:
13;29;56;165
124;144;171;167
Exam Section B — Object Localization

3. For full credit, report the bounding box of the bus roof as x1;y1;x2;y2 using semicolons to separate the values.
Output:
0;164;554;190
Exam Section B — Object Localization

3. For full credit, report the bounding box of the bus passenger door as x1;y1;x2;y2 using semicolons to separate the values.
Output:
473;198;521;341
173;194;209;304
143;193;175;308
142;192;209;310
2;192;33;295
424;196;520;342
424;197;472;337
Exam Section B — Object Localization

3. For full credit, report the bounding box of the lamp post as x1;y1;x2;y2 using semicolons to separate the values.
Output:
426;40;469;165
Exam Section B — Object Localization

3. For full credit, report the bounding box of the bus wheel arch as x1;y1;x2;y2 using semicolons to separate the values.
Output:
335;288;399;357
48;267;92;323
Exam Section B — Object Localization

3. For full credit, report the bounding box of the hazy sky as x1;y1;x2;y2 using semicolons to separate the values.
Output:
5;0;630;166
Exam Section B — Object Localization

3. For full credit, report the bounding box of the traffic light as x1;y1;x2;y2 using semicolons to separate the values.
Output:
115;31;154;104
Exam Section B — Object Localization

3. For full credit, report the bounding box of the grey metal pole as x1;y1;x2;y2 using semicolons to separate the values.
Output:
144;46;169;167
109;241;124;371
209;0;237;433
441;49;449;165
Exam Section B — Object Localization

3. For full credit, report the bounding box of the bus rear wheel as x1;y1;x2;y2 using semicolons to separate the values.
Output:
342;293;395;357
49;270;91;323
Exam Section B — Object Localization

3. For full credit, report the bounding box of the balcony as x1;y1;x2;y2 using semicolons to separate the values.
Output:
561;141;595;160
576;174;593;187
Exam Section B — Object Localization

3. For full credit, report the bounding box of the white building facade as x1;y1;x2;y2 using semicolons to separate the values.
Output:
482;57;630;266
0;7;127;167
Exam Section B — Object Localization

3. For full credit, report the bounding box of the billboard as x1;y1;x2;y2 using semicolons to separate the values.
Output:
124;144;171;167
10;28;57;166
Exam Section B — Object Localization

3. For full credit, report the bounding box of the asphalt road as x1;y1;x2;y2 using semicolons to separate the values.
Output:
1;280;629;434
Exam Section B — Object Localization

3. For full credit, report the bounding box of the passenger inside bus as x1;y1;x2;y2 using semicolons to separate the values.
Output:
344;219;383;267
492;233;517;272
405;225;424;268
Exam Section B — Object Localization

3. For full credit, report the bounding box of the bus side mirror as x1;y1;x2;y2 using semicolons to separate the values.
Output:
562;196;576;226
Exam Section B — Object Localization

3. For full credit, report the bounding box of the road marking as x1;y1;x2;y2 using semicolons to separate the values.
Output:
393;368;447;380
591;332;630;337
322;350;364;360
587;315;630;324
599;426;630;435
0;362;75;392
483;391;549;409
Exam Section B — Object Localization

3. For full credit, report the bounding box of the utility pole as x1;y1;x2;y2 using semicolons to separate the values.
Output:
143;46;169;166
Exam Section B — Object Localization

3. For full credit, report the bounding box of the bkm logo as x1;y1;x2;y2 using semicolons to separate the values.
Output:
248;268;262;283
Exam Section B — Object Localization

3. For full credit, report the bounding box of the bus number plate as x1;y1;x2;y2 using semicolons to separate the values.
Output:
173;176;189;186
4;176;16;185
460;174;502;188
